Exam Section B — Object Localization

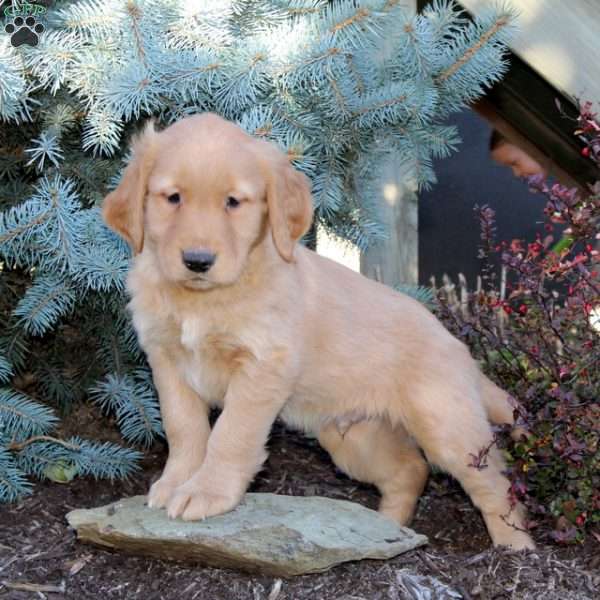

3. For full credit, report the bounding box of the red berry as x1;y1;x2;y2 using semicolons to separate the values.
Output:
582;147;590;157
518;304;528;315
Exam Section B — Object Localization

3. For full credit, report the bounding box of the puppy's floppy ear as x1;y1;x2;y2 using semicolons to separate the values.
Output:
261;143;314;262
102;121;158;254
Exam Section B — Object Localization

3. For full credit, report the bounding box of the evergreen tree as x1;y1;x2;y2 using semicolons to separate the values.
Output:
0;0;515;502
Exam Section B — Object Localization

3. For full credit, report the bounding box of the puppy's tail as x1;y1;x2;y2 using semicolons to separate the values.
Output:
481;375;528;440
481;376;514;425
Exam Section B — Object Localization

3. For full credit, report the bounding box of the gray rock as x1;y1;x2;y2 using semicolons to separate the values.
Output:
66;493;427;576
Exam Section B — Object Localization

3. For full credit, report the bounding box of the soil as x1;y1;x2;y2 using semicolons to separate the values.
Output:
1;422;598;600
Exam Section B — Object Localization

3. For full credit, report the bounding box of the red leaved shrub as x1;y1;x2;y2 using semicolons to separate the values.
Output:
436;103;600;543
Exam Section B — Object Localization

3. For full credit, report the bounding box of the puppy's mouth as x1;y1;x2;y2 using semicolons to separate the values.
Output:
182;275;216;290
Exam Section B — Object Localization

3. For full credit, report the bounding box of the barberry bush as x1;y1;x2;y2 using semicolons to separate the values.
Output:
436;102;600;543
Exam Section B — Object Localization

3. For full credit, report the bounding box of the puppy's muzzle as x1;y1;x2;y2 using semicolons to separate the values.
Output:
182;249;216;273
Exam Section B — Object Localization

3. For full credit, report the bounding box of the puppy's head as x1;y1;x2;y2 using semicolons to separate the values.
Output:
102;113;313;290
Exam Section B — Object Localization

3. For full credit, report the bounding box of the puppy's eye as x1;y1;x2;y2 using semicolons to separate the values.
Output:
167;193;181;205
226;196;241;210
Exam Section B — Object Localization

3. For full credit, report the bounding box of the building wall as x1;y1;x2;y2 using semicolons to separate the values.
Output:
459;0;600;103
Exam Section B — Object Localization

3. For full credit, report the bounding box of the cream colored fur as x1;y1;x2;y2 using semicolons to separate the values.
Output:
102;113;534;550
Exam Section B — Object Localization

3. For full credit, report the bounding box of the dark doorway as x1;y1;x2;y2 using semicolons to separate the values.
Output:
418;109;549;287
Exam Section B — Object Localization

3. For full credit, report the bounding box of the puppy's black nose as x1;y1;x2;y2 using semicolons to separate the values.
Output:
182;249;216;273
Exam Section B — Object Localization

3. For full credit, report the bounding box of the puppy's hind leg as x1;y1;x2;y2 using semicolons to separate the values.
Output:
398;348;535;550
318;419;429;526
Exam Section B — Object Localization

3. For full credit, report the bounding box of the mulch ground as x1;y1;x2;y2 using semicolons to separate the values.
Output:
1;423;599;600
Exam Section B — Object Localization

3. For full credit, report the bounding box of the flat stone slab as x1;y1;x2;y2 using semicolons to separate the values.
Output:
66;493;427;576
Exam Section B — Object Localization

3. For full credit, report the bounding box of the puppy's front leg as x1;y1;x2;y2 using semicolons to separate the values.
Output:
166;360;290;521
146;348;211;510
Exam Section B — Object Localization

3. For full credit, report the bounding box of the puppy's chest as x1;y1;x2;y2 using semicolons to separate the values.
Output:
175;317;249;405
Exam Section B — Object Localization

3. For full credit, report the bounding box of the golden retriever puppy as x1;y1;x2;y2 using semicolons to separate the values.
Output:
103;113;534;550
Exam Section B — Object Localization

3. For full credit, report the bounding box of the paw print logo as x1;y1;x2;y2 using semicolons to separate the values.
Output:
5;16;45;47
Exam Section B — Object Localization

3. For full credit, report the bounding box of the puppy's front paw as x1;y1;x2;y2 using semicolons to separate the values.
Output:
166;479;242;521
147;474;187;509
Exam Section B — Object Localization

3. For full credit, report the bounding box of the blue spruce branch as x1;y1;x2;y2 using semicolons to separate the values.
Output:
0;447;32;503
